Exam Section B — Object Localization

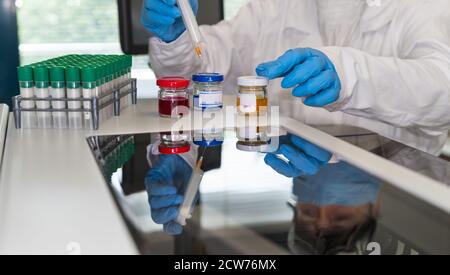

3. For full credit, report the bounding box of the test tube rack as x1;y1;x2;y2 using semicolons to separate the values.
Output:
12;78;137;130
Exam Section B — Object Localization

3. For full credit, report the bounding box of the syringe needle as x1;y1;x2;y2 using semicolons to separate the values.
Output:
195;46;202;58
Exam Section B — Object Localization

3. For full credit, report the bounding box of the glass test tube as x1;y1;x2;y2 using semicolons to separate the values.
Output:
50;67;68;129
66;67;83;129
18;66;37;128
81;67;98;130
34;66;53;128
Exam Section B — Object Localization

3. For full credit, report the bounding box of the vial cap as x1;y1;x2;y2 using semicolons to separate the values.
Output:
236;142;271;153
238;76;268;87
50;67;65;82
193;139;224;147
192;73;224;83
158;144;191;155
17;66;34;82
157;77;190;89
81;67;97;83
33;66;50;82
65;67;81;82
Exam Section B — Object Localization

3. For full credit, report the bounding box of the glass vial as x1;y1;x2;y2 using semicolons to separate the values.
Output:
33;66;53;129
81;67;98;130
17;66;37;128
192;73;224;111
50;67;68;129
66;67;83;129
157;77;190;118
237;76;269;115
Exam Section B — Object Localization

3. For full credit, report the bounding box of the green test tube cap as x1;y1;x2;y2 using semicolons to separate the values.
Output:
81;67;98;88
65;67;81;82
33;66;49;82
50;67;65;88
18;66;34;82
50;67;65;82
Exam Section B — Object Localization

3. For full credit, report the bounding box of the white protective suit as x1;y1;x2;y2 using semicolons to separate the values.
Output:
148;0;450;155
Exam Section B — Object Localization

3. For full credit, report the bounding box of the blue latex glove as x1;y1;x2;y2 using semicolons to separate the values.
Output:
141;0;199;43
293;162;380;206
256;48;341;107
145;154;193;235
265;134;332;178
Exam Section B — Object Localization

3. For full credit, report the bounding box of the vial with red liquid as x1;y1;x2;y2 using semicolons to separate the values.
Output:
157;77;190;118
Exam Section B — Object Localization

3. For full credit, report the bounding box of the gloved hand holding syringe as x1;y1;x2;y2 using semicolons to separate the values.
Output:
176;0;205;59
176;154;204;226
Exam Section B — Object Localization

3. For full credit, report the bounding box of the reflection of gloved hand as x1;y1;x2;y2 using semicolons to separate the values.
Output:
145;154;193;235
141;0;199;43
256;48;341;107
294;161;380;206
265;135;332;178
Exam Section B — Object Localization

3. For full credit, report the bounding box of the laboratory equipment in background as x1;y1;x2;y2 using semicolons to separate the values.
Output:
237;76;269;115
159;131;191;155
157;77;190;118
176;0;205;59
13;54;136;130
192;73;224;111
0;0;19;107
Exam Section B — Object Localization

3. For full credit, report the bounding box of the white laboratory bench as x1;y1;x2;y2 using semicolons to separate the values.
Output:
1;97;450;255
0;99;169;255
0;97;239;255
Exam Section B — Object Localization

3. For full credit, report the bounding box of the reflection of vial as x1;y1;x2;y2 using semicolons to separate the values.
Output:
17;66;37;129
33;66;53;129
236;125;271;152
159;131;191;155
50;67;68;129
66;67;83;129
237;76;269;115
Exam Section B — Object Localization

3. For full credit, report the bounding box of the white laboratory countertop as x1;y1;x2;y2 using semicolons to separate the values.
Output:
0;99;167;255
0;97;240;255
1;97;450;255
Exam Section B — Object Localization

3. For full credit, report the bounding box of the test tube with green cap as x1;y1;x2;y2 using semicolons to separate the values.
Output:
50;66;68;129
66;67;83;129
101;63;110;122
105;62;114;120
34;66;53;128
17;66;37;128
81;66;98;130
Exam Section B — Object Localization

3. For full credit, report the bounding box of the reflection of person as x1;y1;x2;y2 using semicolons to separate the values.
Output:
289;161;381;255
142;0;450;155
145;154;193;235
145;136;222;235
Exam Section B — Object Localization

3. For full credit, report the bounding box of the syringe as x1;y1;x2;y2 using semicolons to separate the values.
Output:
177;0;204;59
176;153;205;226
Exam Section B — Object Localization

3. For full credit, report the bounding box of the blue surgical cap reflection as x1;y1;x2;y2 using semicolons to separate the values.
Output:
293;161;380;207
